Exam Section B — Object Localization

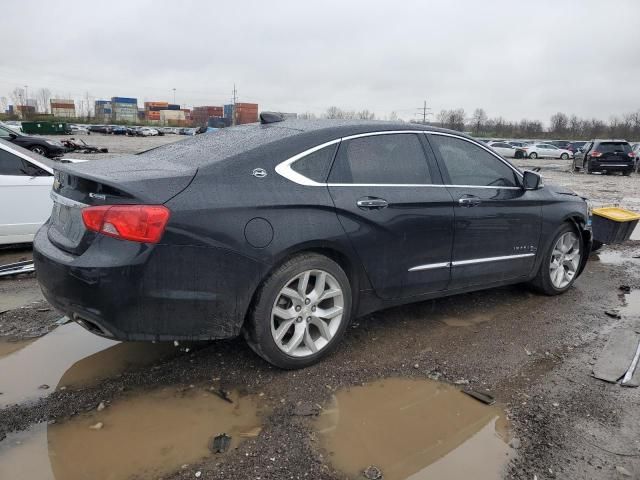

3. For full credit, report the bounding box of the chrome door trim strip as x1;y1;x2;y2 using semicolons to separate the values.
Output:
50;191;87;208
451;253;535;266
408;262;451;272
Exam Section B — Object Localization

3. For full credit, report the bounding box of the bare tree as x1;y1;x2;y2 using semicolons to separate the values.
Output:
325;106;343;119
9;87;25;107
388;111;398;121
549;112;569;136
356;109;375;120
471;108;488;135
36;88;52;114
0;97;8;113
297;112;317;120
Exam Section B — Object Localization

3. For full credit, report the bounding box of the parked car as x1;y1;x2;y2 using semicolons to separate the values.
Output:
566;141;587;155
138;127;159;136
507;141;529;149
33;118;592;369
488;141;526;159
572;139;635;175
0;122;67;158
88;125;112;134
632;143;640;172
69;125;89;134
523;143;572;160
111;126;129;135
550;140;572;150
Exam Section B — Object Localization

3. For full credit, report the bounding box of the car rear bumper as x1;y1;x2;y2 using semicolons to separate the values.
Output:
33;225;265;341
590;160;633;171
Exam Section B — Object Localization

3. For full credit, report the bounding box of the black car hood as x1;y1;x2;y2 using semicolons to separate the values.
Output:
546;182;578;196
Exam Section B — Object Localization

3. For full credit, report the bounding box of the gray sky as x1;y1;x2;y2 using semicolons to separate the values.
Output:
3;0;639;123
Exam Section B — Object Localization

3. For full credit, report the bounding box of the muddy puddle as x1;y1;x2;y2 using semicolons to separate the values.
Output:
440;312;494;328
0;323;179;406
315;378;509;480
596;250;640;266
0;387;264;480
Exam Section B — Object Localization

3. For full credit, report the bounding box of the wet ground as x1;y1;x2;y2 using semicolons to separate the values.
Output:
0;142;639;479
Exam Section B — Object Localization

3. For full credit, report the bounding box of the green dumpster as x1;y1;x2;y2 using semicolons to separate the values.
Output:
21;121;72;135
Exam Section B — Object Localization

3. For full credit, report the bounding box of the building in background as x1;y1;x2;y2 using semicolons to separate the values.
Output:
94;100;112;122
192;106;223;126
15;105;36;119
160;109;186;126
111;97;138;123
50;99;76;118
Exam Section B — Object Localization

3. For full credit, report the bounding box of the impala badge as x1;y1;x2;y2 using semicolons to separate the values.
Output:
252;168;267;178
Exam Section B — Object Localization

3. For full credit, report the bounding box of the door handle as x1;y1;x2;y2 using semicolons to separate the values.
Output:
357;197;388;210
458;196;481;207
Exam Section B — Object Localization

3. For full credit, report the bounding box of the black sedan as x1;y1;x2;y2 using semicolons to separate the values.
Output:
34;116;592;368
0;123;67;158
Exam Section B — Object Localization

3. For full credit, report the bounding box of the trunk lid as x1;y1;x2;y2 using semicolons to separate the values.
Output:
48;155;196;255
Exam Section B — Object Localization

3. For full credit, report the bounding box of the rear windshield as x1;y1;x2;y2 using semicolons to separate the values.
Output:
598;142;631;153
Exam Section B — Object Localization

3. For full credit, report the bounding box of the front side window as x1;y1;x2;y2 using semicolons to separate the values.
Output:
329;133;432;184
429;135;519;187
291;143;338;183
0;126;16;139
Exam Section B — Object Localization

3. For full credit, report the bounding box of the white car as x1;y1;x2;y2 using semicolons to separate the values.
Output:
139;127;159;136
488;141;522;158
70;124;89;134
523;143;572;160
0;139;84;245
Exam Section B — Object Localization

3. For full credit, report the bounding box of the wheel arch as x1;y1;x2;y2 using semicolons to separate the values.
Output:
240;240;368;331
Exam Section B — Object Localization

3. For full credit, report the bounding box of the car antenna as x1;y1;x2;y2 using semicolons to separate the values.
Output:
260;112;285;124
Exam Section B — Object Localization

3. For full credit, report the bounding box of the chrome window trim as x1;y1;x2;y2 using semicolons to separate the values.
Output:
275;129;524;188
50;190;87;208
407;253;535;272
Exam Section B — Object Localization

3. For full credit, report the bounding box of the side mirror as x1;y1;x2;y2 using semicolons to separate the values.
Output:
522;170;542;190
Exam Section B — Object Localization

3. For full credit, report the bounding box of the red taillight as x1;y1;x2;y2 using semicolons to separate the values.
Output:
590;151;602;158
81;205;170;243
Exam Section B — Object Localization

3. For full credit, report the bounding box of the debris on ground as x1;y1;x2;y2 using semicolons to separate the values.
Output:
209;433;232;453
292;402;320;416
592;329;640;384
0;260;35;278
38;384;50;390
60;138;108;154
509;438;521;449
616;466;632;477
89;422;104;430
363;465;383;479
210;388;233;403
605;309;622;319
619;285;632;294
97;401;106;412
462;388;496;405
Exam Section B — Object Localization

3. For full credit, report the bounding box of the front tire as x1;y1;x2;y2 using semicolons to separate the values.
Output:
529;152;538;159
530;224;582;295
244;253;352;369
560;153;569;160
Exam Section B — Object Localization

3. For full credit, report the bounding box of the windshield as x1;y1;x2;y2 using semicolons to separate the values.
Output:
0;122;24;138
598;142;631;154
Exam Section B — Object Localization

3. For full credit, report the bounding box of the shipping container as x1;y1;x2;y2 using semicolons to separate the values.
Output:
224;104;234;118
167;104;180;110
144;101;169;109
111;97;137;104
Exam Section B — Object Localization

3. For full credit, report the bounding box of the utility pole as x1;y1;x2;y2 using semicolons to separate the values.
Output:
417;100;432;124
231;83;237;126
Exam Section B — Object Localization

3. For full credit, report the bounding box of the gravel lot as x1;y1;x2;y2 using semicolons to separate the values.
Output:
1;135;639;480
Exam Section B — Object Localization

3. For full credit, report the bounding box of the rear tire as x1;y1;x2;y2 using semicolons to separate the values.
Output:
529;152;538;159
244;253;352;369
623;169;631;177
560;153;569;160
530;223;582;296
30;145;49;156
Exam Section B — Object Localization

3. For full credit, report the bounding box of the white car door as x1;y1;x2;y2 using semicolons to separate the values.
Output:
545;145;560;158
0;147;53;244
489;143;514;158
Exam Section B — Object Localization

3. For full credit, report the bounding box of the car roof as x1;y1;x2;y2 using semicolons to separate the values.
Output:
591;139;629;143
65;119;466;180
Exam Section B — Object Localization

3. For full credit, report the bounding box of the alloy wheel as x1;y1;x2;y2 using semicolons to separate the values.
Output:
549;232;581;289
31;146;46;155
270;269;344;357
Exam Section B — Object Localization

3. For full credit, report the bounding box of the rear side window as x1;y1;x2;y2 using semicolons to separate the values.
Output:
429;135;519;187
597;142;631;154
329;133;431;184
291;143;338;183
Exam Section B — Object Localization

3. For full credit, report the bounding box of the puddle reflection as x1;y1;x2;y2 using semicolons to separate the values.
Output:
0;323;179;407
315;378;510;480
0;388;264;480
